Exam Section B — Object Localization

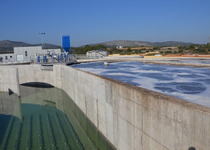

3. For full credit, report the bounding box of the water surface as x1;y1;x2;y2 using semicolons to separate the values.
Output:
73;61;210;107
0;84;115;150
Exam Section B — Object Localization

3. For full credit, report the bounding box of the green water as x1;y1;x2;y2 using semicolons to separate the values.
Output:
0;85;115;150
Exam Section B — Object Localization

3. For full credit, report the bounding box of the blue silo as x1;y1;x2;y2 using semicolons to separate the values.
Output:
62;36;71;53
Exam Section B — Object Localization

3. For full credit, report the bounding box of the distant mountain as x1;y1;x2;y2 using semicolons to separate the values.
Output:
32;43;61;49
99;40;151;47
152;41;194;47
0;40;31;52
0;40;60;52
98;40;194;47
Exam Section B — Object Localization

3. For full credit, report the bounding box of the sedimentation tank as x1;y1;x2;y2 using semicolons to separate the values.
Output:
0;64;210;150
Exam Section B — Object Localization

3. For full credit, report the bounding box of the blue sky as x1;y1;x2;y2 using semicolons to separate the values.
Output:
0;0;210;46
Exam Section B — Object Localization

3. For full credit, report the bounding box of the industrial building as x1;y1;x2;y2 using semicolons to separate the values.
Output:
86;50;108;58
0;36;72;63
0;46;61;63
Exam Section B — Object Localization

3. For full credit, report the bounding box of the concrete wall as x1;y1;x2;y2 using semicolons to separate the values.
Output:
0;92;22;120
0;67;20;96
0;64;210;149
15;64;63;89
59;65;210;150
0;64;62;95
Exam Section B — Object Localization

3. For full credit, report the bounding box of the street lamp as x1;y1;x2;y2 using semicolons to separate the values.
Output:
39;32;45;48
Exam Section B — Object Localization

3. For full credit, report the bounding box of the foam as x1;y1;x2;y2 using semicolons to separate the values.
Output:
73;61;210;107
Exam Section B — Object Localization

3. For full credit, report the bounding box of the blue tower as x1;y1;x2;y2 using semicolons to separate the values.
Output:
62;36;71;53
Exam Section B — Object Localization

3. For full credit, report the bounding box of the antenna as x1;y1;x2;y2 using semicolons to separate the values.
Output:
39;32;46;48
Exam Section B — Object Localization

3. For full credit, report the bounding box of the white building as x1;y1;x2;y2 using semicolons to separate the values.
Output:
0;54;15;62
86;50;108;58
116;46;123;49
0;46;61;63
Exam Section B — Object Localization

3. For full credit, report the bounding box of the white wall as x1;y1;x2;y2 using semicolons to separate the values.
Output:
0;67;20;96
14;46;42;61
0;54;16;62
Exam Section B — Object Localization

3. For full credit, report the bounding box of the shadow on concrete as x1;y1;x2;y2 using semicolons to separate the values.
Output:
21;82;54;88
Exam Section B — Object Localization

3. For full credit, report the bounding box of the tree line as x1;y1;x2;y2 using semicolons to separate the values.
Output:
72;45;107;54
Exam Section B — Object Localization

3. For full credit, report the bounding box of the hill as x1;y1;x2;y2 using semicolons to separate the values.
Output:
0;40;31;47
98;40;194;47
152;41;194;47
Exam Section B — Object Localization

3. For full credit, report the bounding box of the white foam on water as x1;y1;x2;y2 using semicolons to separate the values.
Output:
73;61;210;107
79;68;105;74
167;91;210;107
132;77;159;91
